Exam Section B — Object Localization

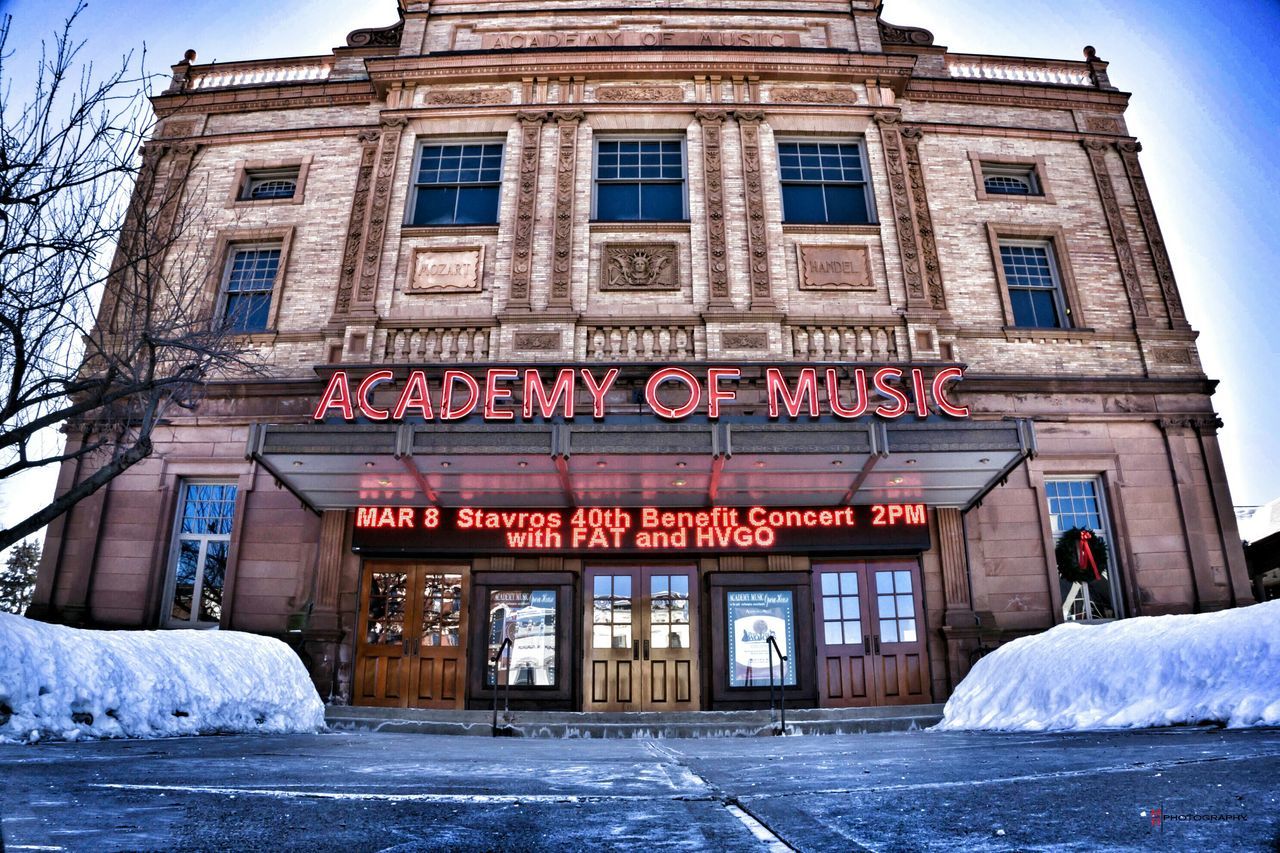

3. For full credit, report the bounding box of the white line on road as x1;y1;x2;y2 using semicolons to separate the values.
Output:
89;783;710;805
723;802;795;853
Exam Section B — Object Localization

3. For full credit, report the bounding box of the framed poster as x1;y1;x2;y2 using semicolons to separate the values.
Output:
486;588;558;687
726;590;797;687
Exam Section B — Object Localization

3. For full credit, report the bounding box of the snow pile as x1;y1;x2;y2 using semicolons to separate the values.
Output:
0;613;325;743
938;601;1280;732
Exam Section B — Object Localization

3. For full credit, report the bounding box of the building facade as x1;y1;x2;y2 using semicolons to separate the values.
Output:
29;0;1254;712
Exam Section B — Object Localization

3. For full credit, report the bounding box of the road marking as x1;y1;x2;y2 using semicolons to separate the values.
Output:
723;802;795;852
89;783;713;805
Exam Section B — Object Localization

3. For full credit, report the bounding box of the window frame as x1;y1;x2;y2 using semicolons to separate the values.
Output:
161;480;240;629
228;157;311;207
407;137;507;228
209;227;294;335
969;152;1054;203
775;137;877;226
591;135;690;223
1043;474;1125;622
985;223;1086;331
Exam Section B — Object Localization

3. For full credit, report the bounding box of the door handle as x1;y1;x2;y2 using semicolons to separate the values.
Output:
863;634;871;650
633;639;640;660
873;635;881;655
643;639;650;660
401;637;410;655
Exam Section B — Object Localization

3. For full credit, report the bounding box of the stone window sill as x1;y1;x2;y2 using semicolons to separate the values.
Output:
1002;326;1096;343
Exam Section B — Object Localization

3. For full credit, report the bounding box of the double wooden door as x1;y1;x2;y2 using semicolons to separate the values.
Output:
813;560;931;706
354;563;468;709
583;565;699;711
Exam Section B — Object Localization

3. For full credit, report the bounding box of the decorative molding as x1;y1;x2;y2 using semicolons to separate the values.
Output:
157;118;200;138
600;243;680;291
407;247;484;294
796;245;874;290
1151;346;1194;366
508;113;546;310
874;114;926;306
698;109;732;306
512;331;562;351
351;121;406;311
333;135;379;315
1116;141;1187;326
548;112;583;307
346;18;404;49
769;87;856;104
595;84;683;102
1084;114;1123;133
1082;139;1149;323
736;112;773;308
720;331;768;350
878;18;935;46
423;89;512;105
899;127;947;310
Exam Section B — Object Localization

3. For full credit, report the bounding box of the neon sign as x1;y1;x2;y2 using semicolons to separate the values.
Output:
351;504;931;555
312;365;969;423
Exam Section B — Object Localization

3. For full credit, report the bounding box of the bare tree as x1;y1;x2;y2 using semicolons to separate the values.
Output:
0;3;256;553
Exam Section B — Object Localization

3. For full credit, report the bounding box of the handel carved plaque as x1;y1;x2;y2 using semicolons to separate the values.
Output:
796;245;873;291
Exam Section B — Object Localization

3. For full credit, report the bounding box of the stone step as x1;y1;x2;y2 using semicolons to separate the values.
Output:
324;704;945;738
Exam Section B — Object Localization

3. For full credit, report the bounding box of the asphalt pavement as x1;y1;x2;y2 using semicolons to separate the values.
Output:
1;726;1277;852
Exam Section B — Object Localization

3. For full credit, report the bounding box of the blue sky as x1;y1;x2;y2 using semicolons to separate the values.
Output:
0;0;1277;546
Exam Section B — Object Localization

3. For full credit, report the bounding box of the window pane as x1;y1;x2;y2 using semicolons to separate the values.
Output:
820;573;839;596
878;595;895;619
639;182;684;220
840;573;858;594
248;177;296;200
454;186;500;224
596;183;640;220
875;573;894;594
171;540;199;621
900;619;917;643
843;621;862;645
592;625;612;649
224;293;272;333
594;575;611;598
823;184;870;224
894;571;912;593
897;594;914;619
669;575;688;597
200;540;227;623
412;186;459;225
985;174;1032;195
615;575;632;598
823;596;841;620
881;621;899;644
781;184;826;223
841;597;860;620
825;621;842;646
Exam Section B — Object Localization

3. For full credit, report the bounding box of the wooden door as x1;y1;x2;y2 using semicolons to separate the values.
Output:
813;560;930;707
354;563;468;709
583;566;698;711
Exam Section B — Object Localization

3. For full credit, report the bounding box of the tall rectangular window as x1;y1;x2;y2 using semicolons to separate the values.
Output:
221;246;281;333
410;141;504;226
777;140;873;224
1046;477;1122;621
1000;241;1069;329
167;482;238;626
593;139;687;222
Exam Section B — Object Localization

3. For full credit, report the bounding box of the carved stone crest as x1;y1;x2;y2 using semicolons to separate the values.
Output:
596;85;683;102
720;331;768;350
770;87;856;104
797;245;874;290
513;331;561;351
600;243;680;291
424;89;512;105
406;247;484;293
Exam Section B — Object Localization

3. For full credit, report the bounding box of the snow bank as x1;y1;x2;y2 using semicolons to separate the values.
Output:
938;601;1280;732
0;613;325;743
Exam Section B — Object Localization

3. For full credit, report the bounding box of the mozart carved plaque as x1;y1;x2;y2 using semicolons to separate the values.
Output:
407;247;484;294
796;245;873;291
601;243;680;291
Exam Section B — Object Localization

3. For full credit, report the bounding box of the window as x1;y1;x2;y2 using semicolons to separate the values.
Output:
1046;477;1122;621
220;245;281;333
593;139;687;221
820;570;862;647
167;482;237;626
999;241;1069;329
487;588;557;686
777;140;874;225
240;168;299;201
981;164;1040;197
410;141;504;226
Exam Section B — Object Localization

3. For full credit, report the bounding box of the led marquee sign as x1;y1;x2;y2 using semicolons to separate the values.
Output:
351;504;932;556
312;365;969;423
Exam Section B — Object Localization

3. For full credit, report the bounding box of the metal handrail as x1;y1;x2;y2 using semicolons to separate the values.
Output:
491;637;513;736
766;634;788;735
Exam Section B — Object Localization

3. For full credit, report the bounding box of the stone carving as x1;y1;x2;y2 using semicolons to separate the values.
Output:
1152;346;1194;365
407;247;484;293
770;87;856;104
508;113;547;309
513;331;562;351
797;245;874;290
601;243;680;291
347;19;404;48
874;113;927;306
877;18;935;46
333;135;379;315
698;110;731;305
1117;141;1186;325
1084;115;1123;133
158;118;199;138
595;85;683;102
1083;140;1149;322
424;89;512;105
721;331;768;350
899;127;947;310
353;119;407;309
549;112;584;307
735;112;773;308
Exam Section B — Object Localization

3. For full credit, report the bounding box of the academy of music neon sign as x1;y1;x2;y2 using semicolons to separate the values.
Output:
312;365;970;422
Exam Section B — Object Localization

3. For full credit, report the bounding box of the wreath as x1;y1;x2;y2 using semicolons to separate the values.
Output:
1055;527;1109;584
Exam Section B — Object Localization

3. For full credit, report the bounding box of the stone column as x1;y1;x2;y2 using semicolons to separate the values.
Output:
697;109;733;309
873;114;946;312
1083;139;1151;327
303;510;348;702
547;111;584;309
1159;418;1230;611
330;129;382;320
507;111;548;312
936;507;983;692
734;110;774;310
